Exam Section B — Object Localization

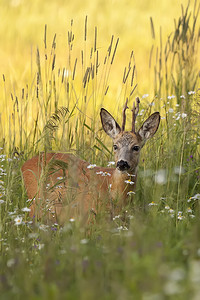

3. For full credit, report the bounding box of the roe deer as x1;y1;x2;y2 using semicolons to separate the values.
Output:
22;98;160;224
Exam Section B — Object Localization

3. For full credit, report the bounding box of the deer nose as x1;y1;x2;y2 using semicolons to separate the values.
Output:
117;160;130;171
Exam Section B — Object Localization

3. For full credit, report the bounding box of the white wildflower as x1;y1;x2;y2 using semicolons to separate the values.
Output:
155;169;167;185
181;113;187;119
87;164;96;169
113;215;120;220
7;258;16;268
46;183;50;189
38;244;45;250
124;179;134;185
190;214;195;219
8;210;17;216
188;91;195;95
39;224;49;231
175;113;181;121
14;216;23;226
107;161;115;167
138;109;144;116
96;171;103;175
101;172;111;177
126;173;136;177
117;226;123;231
174;166;185;175
69;217;75;222
177;211;184;220
26;199;32;203
122;226;128;230
167;95;175;100
116;225;128;231
0;155;6;160
0;200;5;204
97;171;111;176
80;239;88;245
177;215;185;220
148;201;158;206
21;207;31;212
168;108;174;113
127;191;135;196
189;194;200;200
187;207;192;213
57;176;63;180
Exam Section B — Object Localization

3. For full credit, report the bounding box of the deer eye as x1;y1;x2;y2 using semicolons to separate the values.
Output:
132;145;140;152
113;145;118;151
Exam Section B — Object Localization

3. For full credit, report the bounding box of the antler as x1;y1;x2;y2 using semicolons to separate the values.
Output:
131;97;140;133
122;98;128;131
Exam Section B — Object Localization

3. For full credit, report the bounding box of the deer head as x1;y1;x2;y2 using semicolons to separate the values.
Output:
100;98;160;174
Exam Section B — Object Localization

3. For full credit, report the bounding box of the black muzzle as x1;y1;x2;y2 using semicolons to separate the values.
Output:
117;160;130;171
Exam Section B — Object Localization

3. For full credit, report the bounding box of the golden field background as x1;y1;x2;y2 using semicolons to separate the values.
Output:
1;3;200;299
0;0;198;150
0;0;193;88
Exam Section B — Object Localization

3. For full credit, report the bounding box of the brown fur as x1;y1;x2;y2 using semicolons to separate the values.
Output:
22;105;160;224
22;152;134;224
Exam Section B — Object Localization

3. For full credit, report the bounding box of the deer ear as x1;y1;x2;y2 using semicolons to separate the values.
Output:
100;108;121;139
138;112;160;143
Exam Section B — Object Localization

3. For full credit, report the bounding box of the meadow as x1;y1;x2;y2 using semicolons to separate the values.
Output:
1;0;200;299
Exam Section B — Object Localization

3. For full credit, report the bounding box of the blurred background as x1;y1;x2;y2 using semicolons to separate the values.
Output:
0;0;193;93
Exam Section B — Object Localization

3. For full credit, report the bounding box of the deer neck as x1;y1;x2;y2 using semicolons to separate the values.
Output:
110;168;137;200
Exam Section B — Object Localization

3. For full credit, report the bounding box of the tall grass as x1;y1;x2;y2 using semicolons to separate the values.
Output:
1;2;200;299
150;0;200;100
